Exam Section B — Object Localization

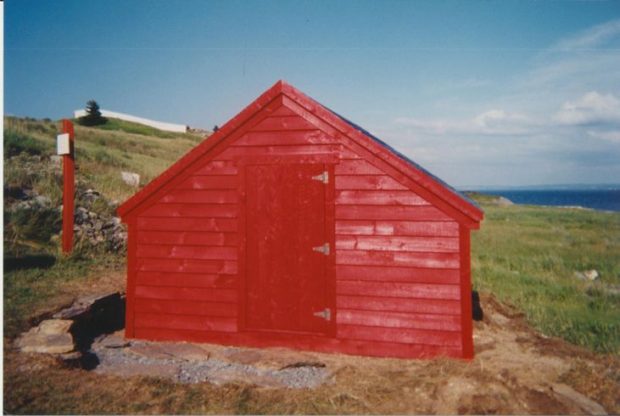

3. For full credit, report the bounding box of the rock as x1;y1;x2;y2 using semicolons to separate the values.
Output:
552;383;607;415
575;270;599;281
15;319;75;354
495;196;514;206
38;319;73;334
121;171;140;187
224;348;263;365
33;195;51;207
93;330;130;349
50;155;62;167
156;343;211;361
53;292;122;320
574;272;587;281
59;351;83;361
128;343;175;360
584;270;599;281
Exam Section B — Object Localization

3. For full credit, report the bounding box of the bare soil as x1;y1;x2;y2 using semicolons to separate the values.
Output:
4;284;619;414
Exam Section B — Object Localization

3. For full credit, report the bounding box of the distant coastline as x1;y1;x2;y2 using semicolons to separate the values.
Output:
468;188;620;212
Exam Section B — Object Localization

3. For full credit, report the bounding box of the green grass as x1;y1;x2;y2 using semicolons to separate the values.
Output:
471;199;620;353
87;117;193;139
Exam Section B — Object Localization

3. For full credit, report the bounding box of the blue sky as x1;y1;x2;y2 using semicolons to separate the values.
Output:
5;0;620;187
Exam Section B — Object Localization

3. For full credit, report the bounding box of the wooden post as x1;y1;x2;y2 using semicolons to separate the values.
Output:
61;119;75;254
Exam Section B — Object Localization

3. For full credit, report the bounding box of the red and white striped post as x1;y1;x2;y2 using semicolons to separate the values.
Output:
60;119;75;254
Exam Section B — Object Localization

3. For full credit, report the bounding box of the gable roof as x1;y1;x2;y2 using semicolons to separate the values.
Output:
118;80;483;227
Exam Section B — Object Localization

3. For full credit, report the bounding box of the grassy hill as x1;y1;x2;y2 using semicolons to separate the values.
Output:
4;116;206;203
3;116;619;355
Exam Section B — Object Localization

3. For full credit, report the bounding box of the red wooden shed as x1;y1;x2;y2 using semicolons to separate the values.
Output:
117;80;484;359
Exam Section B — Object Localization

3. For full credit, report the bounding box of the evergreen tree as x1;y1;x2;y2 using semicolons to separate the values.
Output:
78;99;107;126
85;100;102;118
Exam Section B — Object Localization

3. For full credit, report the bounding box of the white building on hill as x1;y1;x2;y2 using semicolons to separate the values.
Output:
73;108;187;133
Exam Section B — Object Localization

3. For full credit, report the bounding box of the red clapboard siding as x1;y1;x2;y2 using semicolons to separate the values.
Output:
336;265;460;284
177;176;238;190
235;130;335;146
134;298;237;317
337;250;460;268
135;312;237;332
136;245;237;260
269;105;299;117
137;218;237;232
135;286;237;302
335;159;384;175
336;236;459;253
337;309;461;331
337;281;461;300
335;190;428;206
336;175;408;190
159;190;238;205
338;295;462;315
340;147;362;160
336;205;452;221
250;115;317;131
337;324;462;347
136;258;237;274
375;221;459;236
136;231;237;246
193;160;238;175
136;271;236;288
224;144;341;158
142;204;237;218
335;220;459;236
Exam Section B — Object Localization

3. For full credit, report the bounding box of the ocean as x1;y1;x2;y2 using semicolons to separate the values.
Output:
474;189;620;212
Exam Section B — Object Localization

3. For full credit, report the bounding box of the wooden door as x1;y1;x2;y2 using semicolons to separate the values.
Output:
245;164;331;335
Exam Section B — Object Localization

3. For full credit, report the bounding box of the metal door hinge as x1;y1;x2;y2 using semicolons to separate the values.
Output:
311;171;329;184
313;308;331;321
312;242;330;255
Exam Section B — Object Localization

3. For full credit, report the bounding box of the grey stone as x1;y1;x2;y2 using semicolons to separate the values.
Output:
16;319;75;354
33;195;52;207
495;196;514;206
121;171;140;187
584;269;599;281
50;155;62;167
53;292;122;320
552;383;607;415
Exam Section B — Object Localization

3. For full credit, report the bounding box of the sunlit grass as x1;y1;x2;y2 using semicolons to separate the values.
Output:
471;201;620;353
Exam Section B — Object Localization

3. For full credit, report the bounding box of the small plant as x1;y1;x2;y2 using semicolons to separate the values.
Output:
78;100;107;127
3;131;46;158
5;205;61;250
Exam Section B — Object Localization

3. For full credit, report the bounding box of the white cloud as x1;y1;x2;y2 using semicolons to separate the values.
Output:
553;91;620;125
587;130;620;143
473;110;530;133
554;19;620;50
395;109;533;136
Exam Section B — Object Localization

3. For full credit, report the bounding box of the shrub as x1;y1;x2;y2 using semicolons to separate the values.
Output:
5;205;61;246
3;131;46;158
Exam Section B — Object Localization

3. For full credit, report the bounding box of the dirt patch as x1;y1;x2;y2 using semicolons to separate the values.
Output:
5;290;619;414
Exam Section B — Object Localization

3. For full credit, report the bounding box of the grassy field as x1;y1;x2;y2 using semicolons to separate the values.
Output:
471;200;620;353
4;116;205;202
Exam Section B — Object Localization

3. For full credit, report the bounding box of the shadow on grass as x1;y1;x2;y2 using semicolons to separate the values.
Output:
4;254;57;272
